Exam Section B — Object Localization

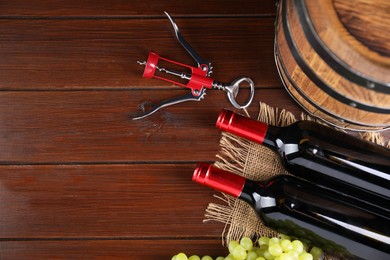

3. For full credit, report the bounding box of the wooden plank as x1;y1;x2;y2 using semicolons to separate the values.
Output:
0;239;228;260
0;164;225;239
0;88;301;163
0;0;276;17
0;18;279;90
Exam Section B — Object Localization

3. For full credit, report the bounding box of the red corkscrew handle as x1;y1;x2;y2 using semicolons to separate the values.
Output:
142;51;213;96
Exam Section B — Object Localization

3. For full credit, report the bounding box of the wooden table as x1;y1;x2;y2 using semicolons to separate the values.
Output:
0;1;388;259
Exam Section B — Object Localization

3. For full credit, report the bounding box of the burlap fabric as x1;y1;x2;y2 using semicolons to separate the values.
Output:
204;102;389;256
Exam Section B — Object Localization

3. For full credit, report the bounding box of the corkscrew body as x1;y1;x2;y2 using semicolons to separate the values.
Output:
133;12;255;120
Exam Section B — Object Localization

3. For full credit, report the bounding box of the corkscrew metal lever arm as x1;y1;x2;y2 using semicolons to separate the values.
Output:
133;12;255;120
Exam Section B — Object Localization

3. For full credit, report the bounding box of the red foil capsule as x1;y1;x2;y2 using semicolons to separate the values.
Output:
192;162;245;198
216;109;268;144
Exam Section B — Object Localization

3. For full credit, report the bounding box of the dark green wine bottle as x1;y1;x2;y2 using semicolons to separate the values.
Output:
193;162;390;259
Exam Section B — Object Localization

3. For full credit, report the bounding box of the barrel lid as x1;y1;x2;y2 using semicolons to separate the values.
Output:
334;0;390;58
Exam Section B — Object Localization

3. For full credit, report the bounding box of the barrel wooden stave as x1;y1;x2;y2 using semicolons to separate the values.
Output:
275;0;390;131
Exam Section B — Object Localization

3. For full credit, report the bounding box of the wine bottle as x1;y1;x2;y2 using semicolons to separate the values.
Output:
216;109;390;211
193;162;390;259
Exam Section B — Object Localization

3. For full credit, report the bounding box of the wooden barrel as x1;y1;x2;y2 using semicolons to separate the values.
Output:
274;0;390;131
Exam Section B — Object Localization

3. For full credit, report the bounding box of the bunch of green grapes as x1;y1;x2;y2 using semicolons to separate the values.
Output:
172;235;323;260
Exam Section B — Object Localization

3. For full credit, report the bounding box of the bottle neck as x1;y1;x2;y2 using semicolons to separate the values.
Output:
216;109;279;149
193;163;270;208
192;163;246;198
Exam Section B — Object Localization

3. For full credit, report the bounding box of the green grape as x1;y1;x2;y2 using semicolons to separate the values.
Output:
228;240;239;254
298;252;313;260
263;250;274;260
268;237;280;246
258;236;270;246
247;251;258;260
224;254;235;260
176;253;188;260
280;239;293;252
260;244;269;250
256;246;267;257
279;234;291;241
232;245;247;260
302;242;309;252
291;240;304;254
173;235;322;260
278;252;296;260
286;251;299;260
240;236;253;251
269;243;283;257
309;247;323;260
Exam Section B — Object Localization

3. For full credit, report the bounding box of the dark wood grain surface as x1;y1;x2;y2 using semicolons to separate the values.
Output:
0;1;388;259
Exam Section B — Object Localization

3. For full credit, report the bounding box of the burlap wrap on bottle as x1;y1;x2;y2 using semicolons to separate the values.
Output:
204;102;389;250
